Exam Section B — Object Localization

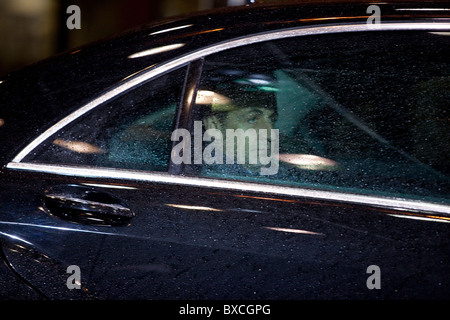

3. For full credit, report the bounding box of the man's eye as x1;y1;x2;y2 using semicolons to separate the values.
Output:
248;117;257;124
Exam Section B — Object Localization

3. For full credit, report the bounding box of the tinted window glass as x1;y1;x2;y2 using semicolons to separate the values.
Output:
26;67;187;171
187;31;450;203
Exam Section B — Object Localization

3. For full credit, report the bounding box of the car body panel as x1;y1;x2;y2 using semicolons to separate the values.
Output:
1;1;449;299
1;169;449;299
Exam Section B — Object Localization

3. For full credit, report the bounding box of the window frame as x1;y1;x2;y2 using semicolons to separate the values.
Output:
6;22;450;215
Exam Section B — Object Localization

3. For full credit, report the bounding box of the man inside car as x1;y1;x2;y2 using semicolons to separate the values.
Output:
195;81;280;176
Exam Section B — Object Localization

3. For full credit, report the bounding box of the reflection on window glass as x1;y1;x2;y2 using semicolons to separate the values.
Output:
188;31;450;204
26;67;187;172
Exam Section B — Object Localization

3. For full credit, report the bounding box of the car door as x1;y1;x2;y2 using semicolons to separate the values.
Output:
0;64;197;299
1;26;449;300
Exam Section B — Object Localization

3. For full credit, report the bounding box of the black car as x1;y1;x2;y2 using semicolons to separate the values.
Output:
0;1;449;300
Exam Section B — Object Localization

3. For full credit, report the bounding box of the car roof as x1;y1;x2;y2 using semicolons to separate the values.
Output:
3;1;450;89
1;0;449;164
4;1;450;76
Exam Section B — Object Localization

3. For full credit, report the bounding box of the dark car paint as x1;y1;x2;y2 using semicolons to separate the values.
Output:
1;1;449;299
2;169;449;299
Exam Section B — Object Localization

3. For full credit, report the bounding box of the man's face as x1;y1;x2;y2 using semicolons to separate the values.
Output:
215;107;277;169
222;107;277;132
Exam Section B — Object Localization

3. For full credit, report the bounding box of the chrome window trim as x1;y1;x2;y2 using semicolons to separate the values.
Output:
7;162;450;215
9;22;450;163
6;22;450;215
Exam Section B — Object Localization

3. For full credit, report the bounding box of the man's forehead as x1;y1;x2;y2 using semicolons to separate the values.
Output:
232;107;276;115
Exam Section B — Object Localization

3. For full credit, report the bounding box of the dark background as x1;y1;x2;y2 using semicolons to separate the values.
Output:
0;0;282;77
1;0;444;77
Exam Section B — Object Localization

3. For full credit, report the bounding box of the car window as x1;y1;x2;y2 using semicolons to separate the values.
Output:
24;66;187;171
186;31;450;204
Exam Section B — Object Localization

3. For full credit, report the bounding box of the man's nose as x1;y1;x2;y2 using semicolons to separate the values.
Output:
257;118;274;131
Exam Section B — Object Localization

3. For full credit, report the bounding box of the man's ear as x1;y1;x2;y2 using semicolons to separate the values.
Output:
203;115;222;131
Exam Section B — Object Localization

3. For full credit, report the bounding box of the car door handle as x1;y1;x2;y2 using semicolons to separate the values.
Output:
44;185;134;226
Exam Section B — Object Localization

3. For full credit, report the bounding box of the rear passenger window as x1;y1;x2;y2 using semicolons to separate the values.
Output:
24;66;187;172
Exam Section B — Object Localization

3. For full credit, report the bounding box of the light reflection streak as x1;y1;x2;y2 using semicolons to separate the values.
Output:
0;232;34;245
128;43;185;59
53;138;106;154
299;16;369;22
233;194;299;203
395;8;450;11
150;24;193;35
37;206;46;213
0;221;119;236
165;204;223;212
191;28;224;35
278;154;339;171
429;32;450;36
120;64;156;82
196;90;232;105
388;213;450;223
264;227;324;236
195;90;234;111
232;208;265;214
0;118;4;127
82;183;137;190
